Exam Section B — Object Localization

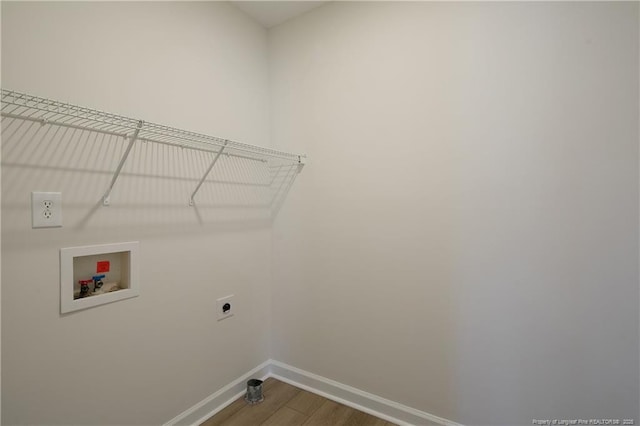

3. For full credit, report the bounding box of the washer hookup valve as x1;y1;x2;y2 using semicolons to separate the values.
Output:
92;274;105;292
78;279;93;298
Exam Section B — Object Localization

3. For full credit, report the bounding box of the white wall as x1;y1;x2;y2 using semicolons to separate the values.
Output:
3;2;639;425
269;2;639;425
2;2;272;424
1;4;4;422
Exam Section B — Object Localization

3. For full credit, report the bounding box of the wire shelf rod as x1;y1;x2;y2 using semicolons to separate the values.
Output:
139;125;298;161
1;89;304;163
137;136;267;163
2;102;140;134
0;112;130;139
2;88;306;206
1;112;269;163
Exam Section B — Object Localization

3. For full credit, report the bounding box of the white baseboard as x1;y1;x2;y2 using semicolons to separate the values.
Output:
163;360;271;426
269;360;462;426
164;359;462;426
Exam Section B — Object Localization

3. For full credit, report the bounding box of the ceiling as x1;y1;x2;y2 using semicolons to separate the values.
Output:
231;1;328;28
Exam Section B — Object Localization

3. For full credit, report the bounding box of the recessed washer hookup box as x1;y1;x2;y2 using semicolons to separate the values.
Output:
60;241;139;314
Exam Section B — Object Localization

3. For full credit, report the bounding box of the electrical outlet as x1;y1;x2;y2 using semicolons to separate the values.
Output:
216;295;234;321
31;192;62;228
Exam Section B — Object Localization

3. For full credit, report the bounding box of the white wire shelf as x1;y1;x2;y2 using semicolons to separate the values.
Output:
1;89;306;206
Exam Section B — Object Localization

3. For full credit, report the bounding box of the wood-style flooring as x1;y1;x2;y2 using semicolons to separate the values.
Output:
200;378;396;426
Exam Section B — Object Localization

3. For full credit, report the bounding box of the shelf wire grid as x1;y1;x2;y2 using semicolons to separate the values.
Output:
1;89;304;163
1;89;304;209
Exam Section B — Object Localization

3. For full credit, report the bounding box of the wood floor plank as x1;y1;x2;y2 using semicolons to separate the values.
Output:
285;390;326;416
260;406;308;426
219;379;300;426
302;400;354;426
261;377;279;392
200;398;246;426
201;379;392;426
343;411;388;426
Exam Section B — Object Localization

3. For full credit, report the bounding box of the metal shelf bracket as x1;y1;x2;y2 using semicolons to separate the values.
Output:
189;140;229;206
103;120;144;206
297;155;306;173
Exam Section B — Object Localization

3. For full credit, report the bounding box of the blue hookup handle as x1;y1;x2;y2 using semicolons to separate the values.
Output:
93;274;106;281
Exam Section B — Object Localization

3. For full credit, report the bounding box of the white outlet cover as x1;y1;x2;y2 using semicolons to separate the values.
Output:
216;295;234;321
32;191;62;228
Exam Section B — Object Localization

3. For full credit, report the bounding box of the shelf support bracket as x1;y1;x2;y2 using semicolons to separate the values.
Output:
189;141;228;206
297;155;306;173
103;120;143;206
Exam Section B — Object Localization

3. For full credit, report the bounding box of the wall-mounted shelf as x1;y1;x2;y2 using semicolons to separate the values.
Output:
1;89;306;206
